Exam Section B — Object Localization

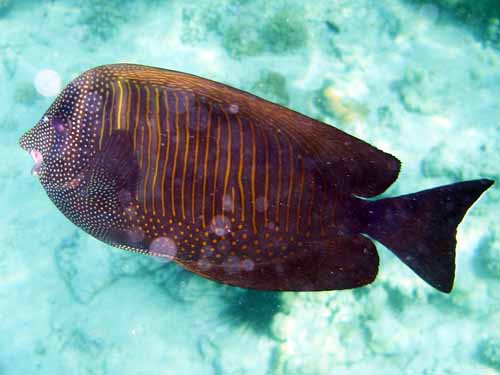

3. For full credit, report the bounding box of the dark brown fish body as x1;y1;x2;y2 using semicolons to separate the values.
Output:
20;64;493;293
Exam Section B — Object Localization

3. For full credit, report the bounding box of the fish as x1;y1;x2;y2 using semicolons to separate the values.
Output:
19;64;493;293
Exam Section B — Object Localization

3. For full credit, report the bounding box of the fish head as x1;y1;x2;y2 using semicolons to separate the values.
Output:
19;79;97;190
19;114;55;177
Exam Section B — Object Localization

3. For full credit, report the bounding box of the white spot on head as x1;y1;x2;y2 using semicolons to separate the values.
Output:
210;215;231;236
86;91;103;114
34;69;62;97
149;236;177;260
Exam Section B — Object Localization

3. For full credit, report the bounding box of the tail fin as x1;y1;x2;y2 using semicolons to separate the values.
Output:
361;179;494;293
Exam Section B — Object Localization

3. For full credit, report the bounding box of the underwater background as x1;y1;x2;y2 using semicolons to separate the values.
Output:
1;0;499;374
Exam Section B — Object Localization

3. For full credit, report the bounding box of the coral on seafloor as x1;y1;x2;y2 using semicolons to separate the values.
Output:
315;82;369;125
261;9;308;54
221;7;308;58
420;134;497;202
182;1;308;58
222;21;266;58
474;230;500;279
393;67;447;114
408;0;500;47
251;70;290;106
78;0;129;41
478;337;500;371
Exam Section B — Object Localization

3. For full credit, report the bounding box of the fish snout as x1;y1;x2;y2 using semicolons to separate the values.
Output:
19;127;46;176
18;132;29;151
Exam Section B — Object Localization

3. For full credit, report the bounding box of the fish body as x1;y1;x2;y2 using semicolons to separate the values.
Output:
19;64;493;293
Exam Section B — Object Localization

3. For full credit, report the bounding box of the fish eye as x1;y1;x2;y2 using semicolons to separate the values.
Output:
51;116;68;136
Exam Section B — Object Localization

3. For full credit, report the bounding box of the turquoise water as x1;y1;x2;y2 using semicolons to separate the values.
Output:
1;1;500;374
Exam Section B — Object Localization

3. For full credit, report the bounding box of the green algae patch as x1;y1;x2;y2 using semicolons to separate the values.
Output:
251;70;290;106
262;9;308;54
181;1;308;58
478;337;500;371
78;0;129;41
222;22;266;58
407;0;500;48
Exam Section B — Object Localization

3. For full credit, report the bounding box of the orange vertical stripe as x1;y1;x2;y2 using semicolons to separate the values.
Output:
125;81;131;131
191;105;201;224
132;83;141;153
170;92;180;218
151;87;162;215
249;121;257;233
142;86;152;214
132;83;141;202
201;105;213;228
237;117;245;223
116;80;123;130
109;82;115;136
262;127;269;227
222;110;232;215
273;132;282;225
99;91;109;150
181;95;190;220
212;117;221;219
160;89;171;217
230;186;235;215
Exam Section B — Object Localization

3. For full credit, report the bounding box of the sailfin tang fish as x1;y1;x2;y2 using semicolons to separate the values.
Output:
19;64;493;293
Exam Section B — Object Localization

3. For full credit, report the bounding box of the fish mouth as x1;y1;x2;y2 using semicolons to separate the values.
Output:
29;149;44;176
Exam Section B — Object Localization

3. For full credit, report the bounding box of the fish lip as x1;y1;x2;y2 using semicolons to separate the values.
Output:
29;149;44;176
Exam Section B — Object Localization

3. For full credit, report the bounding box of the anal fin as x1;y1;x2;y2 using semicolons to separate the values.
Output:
180;234;379;291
